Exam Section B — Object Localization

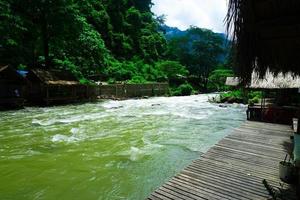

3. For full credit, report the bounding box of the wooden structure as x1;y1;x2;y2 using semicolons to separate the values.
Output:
247;91;300;125
98;83;169;99
26;69;94;105
148;121;297;200
0;65;25;110
225;74;300;124
247;75;300;124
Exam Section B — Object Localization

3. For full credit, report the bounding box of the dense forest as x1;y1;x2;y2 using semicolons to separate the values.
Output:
0;0;232;94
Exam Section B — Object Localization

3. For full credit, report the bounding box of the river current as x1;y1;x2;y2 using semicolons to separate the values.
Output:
0;94;246;200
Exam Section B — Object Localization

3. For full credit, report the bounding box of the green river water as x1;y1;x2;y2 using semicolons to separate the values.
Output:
0;94;246;200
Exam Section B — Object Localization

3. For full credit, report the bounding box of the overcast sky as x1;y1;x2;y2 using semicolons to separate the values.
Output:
151;0;228;33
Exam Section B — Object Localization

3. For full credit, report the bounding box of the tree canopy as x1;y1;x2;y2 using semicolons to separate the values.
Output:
0;0;166;79
0;0;232;93
167;27;226;90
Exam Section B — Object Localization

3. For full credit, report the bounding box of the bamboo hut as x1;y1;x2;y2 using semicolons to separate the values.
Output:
0;65;26;110
26;69;92;105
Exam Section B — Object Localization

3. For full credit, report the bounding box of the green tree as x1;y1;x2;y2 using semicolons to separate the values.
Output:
167;27;225;91
155;61;188;80
0;0;168;84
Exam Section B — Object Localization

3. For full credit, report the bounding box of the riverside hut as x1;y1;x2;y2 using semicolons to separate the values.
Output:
0;65;26;109
226;0;300;124
26;69;90;105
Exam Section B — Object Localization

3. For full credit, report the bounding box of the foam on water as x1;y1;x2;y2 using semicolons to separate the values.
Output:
51;128;86;143
51;134;79;143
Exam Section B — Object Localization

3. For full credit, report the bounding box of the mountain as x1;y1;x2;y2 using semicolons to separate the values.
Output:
161;25;187;39
162;25;229;63
161;25;228;41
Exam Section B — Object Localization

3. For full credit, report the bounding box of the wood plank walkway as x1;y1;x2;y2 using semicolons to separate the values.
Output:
148;121;297;200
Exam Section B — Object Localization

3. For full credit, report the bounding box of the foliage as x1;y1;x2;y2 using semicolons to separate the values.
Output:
127;75;148;84
0;0;166;80
207;67;234;92
155;61;188;80
220;90;243;103
17;64;27;70
171;83;194;96
247;91;262;105
1;0;231;96
219;89;262;104
166;26;227;91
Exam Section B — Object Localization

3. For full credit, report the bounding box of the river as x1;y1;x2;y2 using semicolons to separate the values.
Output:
0;94;246;200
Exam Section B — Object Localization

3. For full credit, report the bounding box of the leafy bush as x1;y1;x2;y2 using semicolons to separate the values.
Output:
207;68;234;92
17;64;27;70
107;78;116;84
53;58;83;79
219;89;262;104
79;78;95;85
155;60;188;80
248;91;262;105
127;75;148;84
172;83;194;96
248;91;262;100
220;90;243;103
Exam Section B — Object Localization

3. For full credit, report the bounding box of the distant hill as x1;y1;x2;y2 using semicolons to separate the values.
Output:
161;25;229;63
161;25;187;39
161;25;227;41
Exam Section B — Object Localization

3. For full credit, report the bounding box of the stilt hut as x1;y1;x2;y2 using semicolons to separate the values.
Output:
0;65;26;110
26;69;90;105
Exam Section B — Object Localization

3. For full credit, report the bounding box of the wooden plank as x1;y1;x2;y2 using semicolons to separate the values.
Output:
147;121;296;200
184;166;269;197
161;184;207;200
175;174;255;200
181;169;269;198
158;187;197;200
221;137;286;151
186;163;271;192
148;195;163;200
193;157;280;179
168;179;236;200
166;179;232;200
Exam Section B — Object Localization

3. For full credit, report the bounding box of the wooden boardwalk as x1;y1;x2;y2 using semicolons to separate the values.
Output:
148;121;297;200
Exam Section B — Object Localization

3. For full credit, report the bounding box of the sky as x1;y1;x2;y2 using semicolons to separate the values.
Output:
151;0;228;33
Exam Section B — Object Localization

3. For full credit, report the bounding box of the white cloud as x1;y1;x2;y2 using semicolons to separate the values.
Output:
151;0;228;33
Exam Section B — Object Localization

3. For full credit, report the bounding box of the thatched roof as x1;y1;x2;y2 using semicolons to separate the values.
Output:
225;77;240;86
30;69;79;85
226;0;300;83
251;71;300;89
226;71;300;89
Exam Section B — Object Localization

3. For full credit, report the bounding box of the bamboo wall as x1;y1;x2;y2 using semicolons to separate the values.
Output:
25;83;169;106
95;83;169;99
